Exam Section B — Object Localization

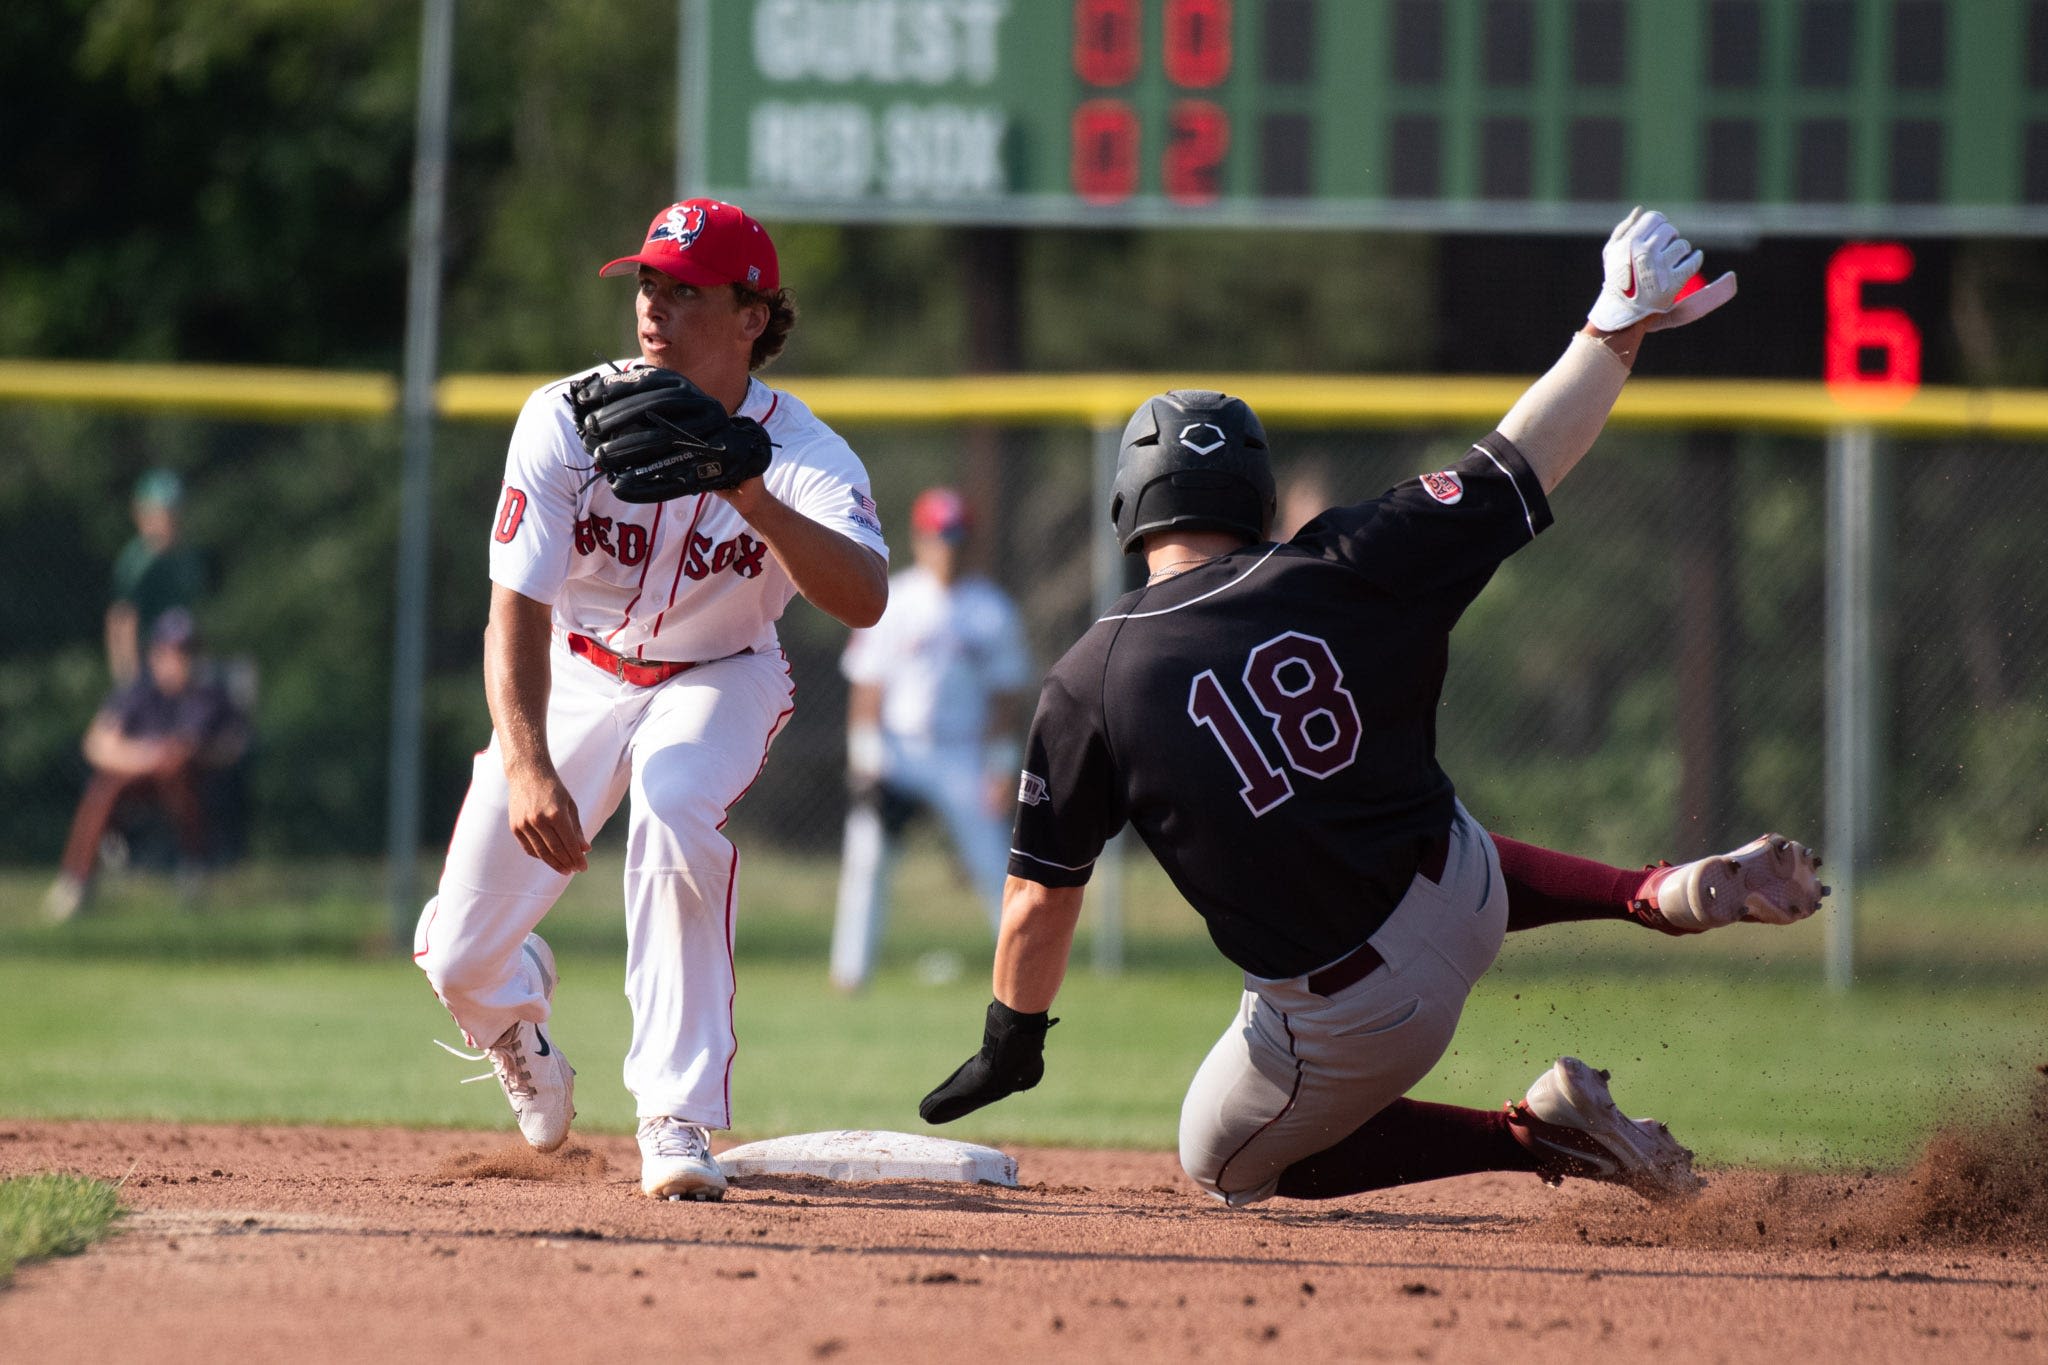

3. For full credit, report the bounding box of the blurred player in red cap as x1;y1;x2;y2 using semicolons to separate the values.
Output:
832;487;1033;991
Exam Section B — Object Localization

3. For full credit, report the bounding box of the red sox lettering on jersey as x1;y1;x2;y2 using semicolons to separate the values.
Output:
485;366;883;662
682;530;768;580
571;512;651;567
559;509;767;580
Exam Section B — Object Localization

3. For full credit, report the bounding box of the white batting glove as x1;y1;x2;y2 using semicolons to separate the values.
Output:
1587;207;1736;332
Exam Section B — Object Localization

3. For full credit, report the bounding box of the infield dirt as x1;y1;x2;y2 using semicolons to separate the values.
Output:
2;1112;2043;1364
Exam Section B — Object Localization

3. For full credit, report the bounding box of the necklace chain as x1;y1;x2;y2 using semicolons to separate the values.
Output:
1146;554;1219;582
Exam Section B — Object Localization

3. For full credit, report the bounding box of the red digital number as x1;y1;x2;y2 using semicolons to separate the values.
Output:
1825;242;1920;408
1074;0;1140;86
1072;99;1140;203
1164;100;1229;202
494;486;527;543
1164;0;1232;88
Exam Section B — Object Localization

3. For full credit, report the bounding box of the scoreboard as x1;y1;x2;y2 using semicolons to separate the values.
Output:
684;0;2048;234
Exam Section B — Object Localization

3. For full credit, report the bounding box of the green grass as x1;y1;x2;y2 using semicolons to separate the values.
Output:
1;843;2044;1169
0;1175;124;1284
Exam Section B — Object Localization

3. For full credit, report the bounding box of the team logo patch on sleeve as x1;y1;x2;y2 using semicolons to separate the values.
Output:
1017;771;1049;806
1421;471;1464;505
849;488;883;535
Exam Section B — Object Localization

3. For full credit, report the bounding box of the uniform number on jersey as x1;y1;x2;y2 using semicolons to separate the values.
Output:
1187;631;1363;817
494;486;527;544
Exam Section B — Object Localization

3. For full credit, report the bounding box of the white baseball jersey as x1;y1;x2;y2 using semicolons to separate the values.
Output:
490;363;889;661
421;360;889;1131
841;566;1031;745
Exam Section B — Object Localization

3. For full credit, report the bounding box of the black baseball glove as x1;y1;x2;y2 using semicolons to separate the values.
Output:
919;999;1058;1124
566;366;774;504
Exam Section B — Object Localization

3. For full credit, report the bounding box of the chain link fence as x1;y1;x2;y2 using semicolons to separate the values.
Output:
4;394;2044;890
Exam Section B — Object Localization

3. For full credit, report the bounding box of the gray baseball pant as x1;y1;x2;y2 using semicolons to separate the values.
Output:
1178;800;1509;1206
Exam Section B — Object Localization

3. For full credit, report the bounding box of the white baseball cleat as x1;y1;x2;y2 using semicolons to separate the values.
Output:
1638;834;1828;933
436;933;577;1153
1506;1057;1702;1202
479;1016;576;1154
638;1117;727;1201
42;875;87;923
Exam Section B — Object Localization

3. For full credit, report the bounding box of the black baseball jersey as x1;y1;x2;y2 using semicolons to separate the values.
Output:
1009;435;1553;979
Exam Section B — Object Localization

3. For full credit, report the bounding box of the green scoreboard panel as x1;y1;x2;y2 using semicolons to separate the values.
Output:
686;0;2048;234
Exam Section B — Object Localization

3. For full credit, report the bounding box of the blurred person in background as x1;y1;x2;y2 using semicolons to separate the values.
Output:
46;608;248;921
831;487;1033;991
105;469;207;686
1273;458;1334;542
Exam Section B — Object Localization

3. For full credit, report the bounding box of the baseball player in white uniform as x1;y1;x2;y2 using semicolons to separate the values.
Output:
831;488;1032;990
413;198;889;1201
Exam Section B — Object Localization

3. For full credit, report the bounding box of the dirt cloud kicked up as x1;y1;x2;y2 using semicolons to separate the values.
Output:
434;1142;610;1183
1887;1065;2048;1245
1537;1066;2048;1253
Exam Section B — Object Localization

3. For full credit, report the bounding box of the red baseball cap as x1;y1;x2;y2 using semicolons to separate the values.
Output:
911;487;972;540
599;199;779;292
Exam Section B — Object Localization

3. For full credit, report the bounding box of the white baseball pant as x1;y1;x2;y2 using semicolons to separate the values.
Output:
1177;800;1508;1206
413;640;793;1128
830;735;1008;988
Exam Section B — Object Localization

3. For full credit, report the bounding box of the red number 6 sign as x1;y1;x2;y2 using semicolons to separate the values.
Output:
1825;242;1920;409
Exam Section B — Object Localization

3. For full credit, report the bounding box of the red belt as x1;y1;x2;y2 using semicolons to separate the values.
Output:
567;632;704;686
1306;828;1452;997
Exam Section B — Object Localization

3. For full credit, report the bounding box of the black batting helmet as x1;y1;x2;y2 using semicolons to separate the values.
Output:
1110;390;1275;553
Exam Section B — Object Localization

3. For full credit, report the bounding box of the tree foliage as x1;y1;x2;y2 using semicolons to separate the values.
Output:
2;6;2045;866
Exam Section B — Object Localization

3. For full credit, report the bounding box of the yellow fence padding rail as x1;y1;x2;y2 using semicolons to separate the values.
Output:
0;361;398;420
6;359;2048;436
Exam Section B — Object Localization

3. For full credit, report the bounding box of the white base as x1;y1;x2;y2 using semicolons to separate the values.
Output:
716;1130;1017;1187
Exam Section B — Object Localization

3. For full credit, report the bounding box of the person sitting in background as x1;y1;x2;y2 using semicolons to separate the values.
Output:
105;469;207;686
831;487;1033;991
46;608;247;921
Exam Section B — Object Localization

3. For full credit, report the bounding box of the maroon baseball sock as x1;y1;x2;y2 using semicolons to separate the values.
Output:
1491;833;1676;933
1273;1098;1541;1199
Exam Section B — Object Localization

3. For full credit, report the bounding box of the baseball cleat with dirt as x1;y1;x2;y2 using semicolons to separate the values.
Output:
1635;834;1828;933
1506;1056;1703;1201
639;1117;727;1201
487;1017;577;1154
435;934;577;1153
